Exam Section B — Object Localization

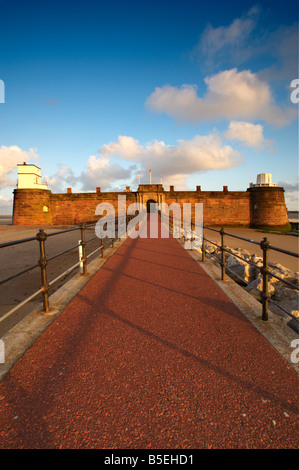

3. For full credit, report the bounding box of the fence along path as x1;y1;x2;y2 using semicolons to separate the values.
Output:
0;215;298;449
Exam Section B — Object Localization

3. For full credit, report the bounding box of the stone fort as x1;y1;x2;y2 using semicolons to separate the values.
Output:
12;163;289;227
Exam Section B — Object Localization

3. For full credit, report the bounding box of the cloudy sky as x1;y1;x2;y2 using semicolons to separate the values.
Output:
0;0;298;213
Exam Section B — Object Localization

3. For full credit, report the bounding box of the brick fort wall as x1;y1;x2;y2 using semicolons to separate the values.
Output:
12;185;289;228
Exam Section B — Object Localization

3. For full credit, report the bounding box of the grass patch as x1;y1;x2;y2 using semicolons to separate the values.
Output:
256;222;293;234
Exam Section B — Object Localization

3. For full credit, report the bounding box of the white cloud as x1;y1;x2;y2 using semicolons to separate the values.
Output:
44;133;242;193
278;179;299;194
224;121;272;149
94;133;242;184
191;6;298;84
46;157;133;193
80;154;133;191
192;6;260;70
258;24;299;83
46;165;79;193
0;145;39;188
146;68;295;127
99;136;143;161
278;178;299;211
284;191;299;211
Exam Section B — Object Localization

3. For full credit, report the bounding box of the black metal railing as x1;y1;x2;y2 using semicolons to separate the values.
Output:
1;212;298;329
0;214;133;324
161;212;299;324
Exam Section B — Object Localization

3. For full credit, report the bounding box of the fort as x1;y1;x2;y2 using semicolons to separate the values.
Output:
12;163;289;227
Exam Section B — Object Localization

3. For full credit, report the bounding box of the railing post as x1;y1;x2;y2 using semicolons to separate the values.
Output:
220;227;226;280
191;221;194;250
260;237;270;321
100;238;103;257
36;229;49;313
202;228;205;262
80;223;87;275
116;218;120;242
126;215;129;237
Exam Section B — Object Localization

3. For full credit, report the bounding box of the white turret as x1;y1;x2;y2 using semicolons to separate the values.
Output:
17;163;48;189
249;173;277;188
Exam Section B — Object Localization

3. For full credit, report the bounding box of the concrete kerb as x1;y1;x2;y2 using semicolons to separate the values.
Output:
185;244;299;374
0;236;127;382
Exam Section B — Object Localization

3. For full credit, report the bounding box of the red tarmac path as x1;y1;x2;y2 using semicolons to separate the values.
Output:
0;216;298;449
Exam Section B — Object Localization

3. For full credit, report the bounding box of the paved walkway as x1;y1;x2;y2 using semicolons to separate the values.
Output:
0;216;298;449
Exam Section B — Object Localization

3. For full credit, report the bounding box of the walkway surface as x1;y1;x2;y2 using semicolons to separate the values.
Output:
0;216;298;449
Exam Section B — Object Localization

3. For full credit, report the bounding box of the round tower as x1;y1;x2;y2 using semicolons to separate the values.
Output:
13;188;52;225
249;186;289;228
12;162;52;225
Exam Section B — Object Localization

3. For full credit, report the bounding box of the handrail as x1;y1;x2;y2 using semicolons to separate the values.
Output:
1;213;297;331
46;226;81;237
216;230;261;247
47;243;81;262
163;213;298;325
0;214;134;325
202;223;299;257
166;214;298;257
0;263;40;286
0;235;37;249
203;227;299;323
0;288;44;323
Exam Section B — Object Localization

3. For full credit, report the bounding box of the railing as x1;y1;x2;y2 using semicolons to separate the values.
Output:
0;215;133;325
202;226;299;323
162;213;299;324
2;212;298;329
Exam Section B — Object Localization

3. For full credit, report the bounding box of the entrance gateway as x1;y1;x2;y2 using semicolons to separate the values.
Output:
146;199;158;213
136;184;165;213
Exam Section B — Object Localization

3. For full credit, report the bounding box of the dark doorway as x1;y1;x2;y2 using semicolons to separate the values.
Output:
146;199;157;213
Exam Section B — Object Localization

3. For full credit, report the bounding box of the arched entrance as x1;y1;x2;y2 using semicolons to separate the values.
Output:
146;199;158;213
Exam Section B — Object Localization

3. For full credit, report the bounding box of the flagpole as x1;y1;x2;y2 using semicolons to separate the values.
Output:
150;169;151;184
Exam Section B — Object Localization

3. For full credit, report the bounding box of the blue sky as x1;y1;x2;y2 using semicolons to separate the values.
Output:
0;0;298;213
